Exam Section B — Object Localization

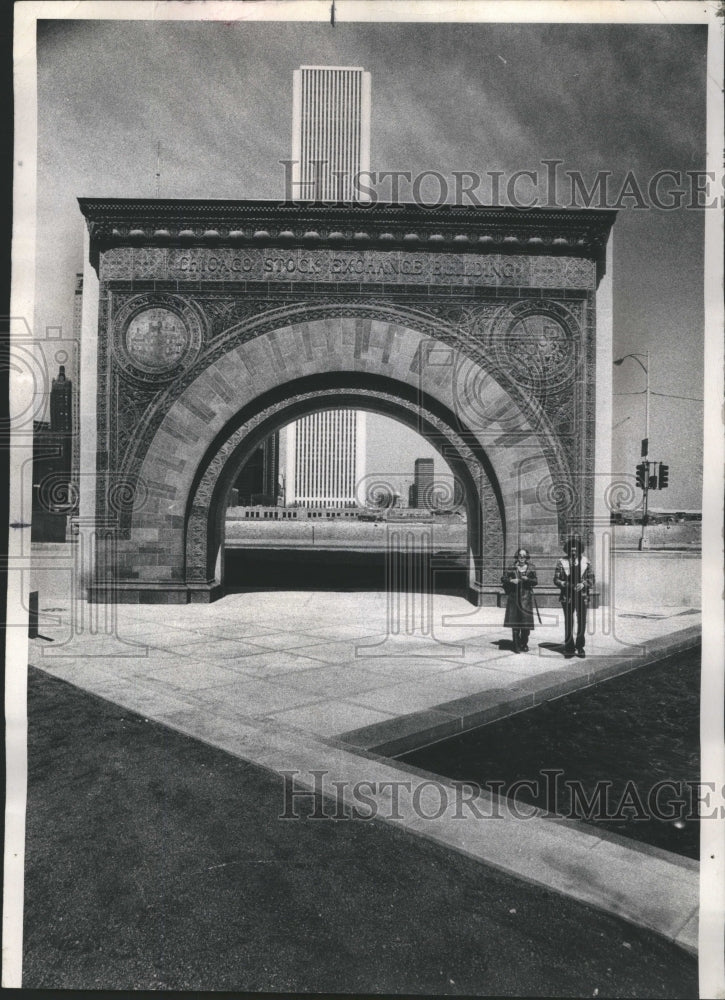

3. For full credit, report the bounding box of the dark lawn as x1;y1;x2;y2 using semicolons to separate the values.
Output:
23;666;697;996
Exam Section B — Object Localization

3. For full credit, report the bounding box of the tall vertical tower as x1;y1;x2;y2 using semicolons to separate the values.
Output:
285;67;371;506
71;272;83;502
291;66;371;201
410;457;435;508
285;410;366;508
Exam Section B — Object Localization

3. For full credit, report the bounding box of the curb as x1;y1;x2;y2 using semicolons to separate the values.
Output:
336;625;701;757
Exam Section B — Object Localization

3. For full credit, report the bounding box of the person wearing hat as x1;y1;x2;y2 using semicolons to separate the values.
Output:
553;537;595;657
501;547;538;653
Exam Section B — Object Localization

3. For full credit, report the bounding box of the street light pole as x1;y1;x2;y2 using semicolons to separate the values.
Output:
644;349;650;445
642;350;650;550
613;351;650;550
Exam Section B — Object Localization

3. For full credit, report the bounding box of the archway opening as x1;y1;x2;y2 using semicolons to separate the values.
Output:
223;409;469;596
184;371;507;605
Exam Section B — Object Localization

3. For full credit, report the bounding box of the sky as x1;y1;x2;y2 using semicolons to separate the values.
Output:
32;15;709;506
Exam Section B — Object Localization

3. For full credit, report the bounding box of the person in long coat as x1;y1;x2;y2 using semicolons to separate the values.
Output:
502;548;538;653
553;536;595;658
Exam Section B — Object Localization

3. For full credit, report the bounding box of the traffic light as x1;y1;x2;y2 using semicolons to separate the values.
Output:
658;464;670;489
635;462;647;489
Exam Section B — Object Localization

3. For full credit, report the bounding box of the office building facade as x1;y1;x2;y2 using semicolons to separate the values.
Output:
409;457;435;508
284;409;366;507
291;65;371;201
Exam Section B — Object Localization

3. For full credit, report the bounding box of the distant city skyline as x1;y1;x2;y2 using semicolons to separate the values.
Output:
279;415;452;506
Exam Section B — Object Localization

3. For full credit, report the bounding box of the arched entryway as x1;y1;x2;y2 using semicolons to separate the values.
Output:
185;375;503;601
118;316;562;603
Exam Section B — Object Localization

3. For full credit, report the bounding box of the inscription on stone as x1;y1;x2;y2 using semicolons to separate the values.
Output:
100;247;596;289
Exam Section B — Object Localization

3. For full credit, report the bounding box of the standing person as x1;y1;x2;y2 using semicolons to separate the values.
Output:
502;548;538;653
554;537;595;658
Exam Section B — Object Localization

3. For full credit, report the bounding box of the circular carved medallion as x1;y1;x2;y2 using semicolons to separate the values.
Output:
126;308;189;372
489;301;578;392
113;294;204;383
509;314;568;374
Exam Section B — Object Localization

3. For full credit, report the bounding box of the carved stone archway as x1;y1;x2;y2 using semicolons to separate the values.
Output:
76;200;614;603
118;318;560;603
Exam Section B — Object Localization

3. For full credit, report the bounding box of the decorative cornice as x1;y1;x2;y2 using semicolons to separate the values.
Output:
78;199;616;283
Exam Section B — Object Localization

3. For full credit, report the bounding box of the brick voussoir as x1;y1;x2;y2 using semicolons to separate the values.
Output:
176;394;217;423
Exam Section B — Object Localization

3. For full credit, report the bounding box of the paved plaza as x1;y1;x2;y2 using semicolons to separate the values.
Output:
27;577;701;954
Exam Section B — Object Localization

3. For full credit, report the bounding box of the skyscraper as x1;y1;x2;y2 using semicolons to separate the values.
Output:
291;66;371;201
409;457;435;508
284;67;370;506
71;272;82;501
284;410;366;508
235;435;280;506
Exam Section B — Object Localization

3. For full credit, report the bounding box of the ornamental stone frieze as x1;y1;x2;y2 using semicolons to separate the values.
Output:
79;199;613;280
98;245;597;290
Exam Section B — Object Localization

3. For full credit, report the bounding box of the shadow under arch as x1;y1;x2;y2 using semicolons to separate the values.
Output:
184;371;506;604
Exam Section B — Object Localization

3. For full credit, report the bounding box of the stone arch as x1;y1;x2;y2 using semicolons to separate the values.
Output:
184;378;504;601
122;318;561;602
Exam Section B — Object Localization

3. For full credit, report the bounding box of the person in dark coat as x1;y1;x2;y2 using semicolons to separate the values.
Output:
502;548;538;653
553;536;595;658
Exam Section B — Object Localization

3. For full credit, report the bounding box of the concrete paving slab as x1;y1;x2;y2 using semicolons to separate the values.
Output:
191;675;328;716
265;699;398;735
237;630;339;651
83;677;199;718
221;649;337;676
32;660;140;690
36;634;152;659
188;623;294;640
138;660;244;692
155;705;311;758
350;654;478;677
280;638;377;663
271;663;398;698
437;663;530;693
351;635;468;660
348;670;518;716
290;624;390;641
171;636;274;659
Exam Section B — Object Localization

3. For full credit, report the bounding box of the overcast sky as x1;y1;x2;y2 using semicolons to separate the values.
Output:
33;16;708;505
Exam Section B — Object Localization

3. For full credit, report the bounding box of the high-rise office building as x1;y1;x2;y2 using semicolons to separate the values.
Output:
291;66;371;201
409;457;435;508
71;272;83;500
234;435;280;506
32;365;74;540
285;66;371;505
284;410;366;507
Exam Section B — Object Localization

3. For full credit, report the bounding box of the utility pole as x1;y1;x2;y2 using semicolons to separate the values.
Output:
641;349;651;550
615;350;651;550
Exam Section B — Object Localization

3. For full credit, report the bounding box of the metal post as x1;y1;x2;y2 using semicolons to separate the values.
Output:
640;351;650;550
613;352;654;552
644;349;650;443
640;463;649;550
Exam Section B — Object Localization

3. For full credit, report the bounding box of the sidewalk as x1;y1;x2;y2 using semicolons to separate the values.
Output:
28;588;701;953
